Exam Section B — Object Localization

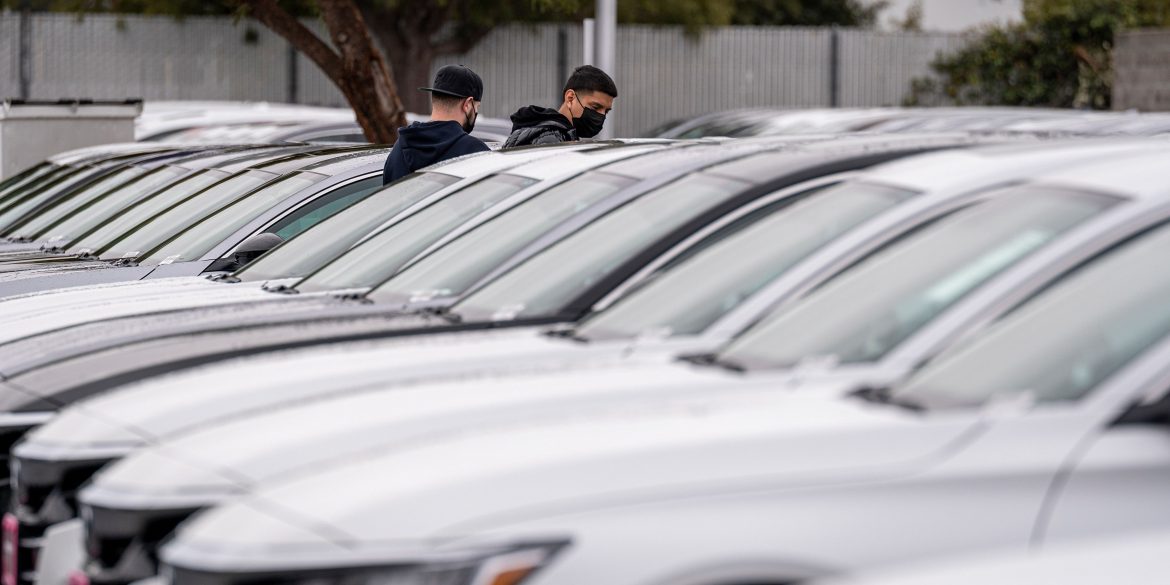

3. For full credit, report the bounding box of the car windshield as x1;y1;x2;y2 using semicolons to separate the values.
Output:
68;170;229;254
369;172;635;304
96;170;276;260
295;173;537;292
39;166;189;244
0;165;102;231
137;172;324;266
0;163;58;204
894;221;1170;410
578;181;917;340
454;173;751;321
236;171;459;282
9;166;149;238
717;187;1118;370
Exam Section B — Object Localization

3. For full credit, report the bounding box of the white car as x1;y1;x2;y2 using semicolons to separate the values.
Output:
152;166;1170;585
821;531;1170;585
19;142;1170;584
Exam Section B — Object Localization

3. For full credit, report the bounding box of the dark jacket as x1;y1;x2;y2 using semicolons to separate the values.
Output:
383;120;489;185
502;106;577;148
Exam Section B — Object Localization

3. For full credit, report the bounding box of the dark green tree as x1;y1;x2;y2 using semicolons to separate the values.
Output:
908;0;1170;109
730;0;887;26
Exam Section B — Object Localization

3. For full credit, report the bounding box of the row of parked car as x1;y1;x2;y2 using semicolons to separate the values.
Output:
135;100;1170;147
0;108;1164;585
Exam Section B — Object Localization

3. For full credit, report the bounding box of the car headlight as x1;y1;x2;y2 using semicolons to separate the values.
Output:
165;542;568;585
332;544;563;585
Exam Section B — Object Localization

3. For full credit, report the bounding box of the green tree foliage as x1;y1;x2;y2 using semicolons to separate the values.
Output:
908;0;1170;109
729;0;887;27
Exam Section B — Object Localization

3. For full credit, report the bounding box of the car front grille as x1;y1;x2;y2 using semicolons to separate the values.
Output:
10;455;111;585
83;504;198;585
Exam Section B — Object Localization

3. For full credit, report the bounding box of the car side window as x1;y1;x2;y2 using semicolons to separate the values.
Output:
269;175;383;240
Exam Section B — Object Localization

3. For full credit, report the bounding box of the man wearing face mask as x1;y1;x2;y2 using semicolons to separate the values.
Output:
503;65;617;147
383;65;490;185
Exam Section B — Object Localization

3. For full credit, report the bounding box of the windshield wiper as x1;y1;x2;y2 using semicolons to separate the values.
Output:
209;273;241;283
677;352;747;373
543;327;590;344
851;386;926;413
264;283;299;294
418;305;463;324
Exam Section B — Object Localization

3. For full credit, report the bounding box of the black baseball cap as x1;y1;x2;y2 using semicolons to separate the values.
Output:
420;65;483;101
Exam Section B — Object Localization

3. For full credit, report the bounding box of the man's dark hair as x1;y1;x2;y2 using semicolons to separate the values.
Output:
431;94;466;111
563;65;618;98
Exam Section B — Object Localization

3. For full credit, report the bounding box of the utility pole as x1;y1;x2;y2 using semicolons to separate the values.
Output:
595;0;616;138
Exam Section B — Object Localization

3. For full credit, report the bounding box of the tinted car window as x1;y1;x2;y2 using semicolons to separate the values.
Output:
295;173;536;292
139;173;323;265
579;181;915;340
97;170;274;260
36;166;187;242
11;166;148;238
0;163;58;204
896;222;1170;410
720;187;1117;370
455;173;751;321
269;175;384;240
369;172;634;304
69;170;229;254
0;165;104;231
235;172;459;282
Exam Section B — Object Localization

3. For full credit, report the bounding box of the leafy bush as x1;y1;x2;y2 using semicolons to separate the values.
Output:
907;0;1169;109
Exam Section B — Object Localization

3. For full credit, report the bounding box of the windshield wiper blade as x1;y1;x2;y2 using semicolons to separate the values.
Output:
209;273;241;283
851;386;926;413
543;327;590;344
677;352;747;373
418;305;463;324
264;283;299;295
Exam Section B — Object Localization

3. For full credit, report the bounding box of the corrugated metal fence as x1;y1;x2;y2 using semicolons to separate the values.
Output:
0;12;968;136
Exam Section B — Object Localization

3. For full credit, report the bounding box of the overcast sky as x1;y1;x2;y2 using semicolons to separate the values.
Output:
876;0;1023;31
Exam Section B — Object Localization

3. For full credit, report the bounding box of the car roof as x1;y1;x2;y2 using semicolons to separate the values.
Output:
862;138;1169;194
294;148;390;175
419;141;621;179
500;142;683;181
1030;146;1170;199
169;145;315;172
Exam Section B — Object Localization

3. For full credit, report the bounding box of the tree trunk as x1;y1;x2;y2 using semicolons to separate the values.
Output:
359;3;491;118
236;0;408;143
372;31;436;115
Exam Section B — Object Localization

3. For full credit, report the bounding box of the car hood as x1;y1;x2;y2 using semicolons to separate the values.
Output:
23;329;710;462
0;259;112;281
0;307;545;410
0;276;275;345
80;357;776;507
824;531;1170;585
162;386;979;568
0;242;46;255
0;287;361;379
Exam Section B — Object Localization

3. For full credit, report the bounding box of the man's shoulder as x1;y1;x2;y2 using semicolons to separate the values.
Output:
504;125;572;148
452;133;490;155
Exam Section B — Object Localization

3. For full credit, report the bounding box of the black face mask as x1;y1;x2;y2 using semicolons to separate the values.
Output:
462;105;477;134
572;104;606;138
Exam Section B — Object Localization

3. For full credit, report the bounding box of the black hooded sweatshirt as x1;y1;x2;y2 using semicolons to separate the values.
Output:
503;106;577;148
383;120;489;185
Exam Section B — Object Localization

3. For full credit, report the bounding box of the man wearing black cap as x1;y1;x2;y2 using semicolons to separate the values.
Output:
383;65;490;185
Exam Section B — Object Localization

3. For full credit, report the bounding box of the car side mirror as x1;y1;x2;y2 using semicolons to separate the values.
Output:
228;232;284;270
1113;392;1170;427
